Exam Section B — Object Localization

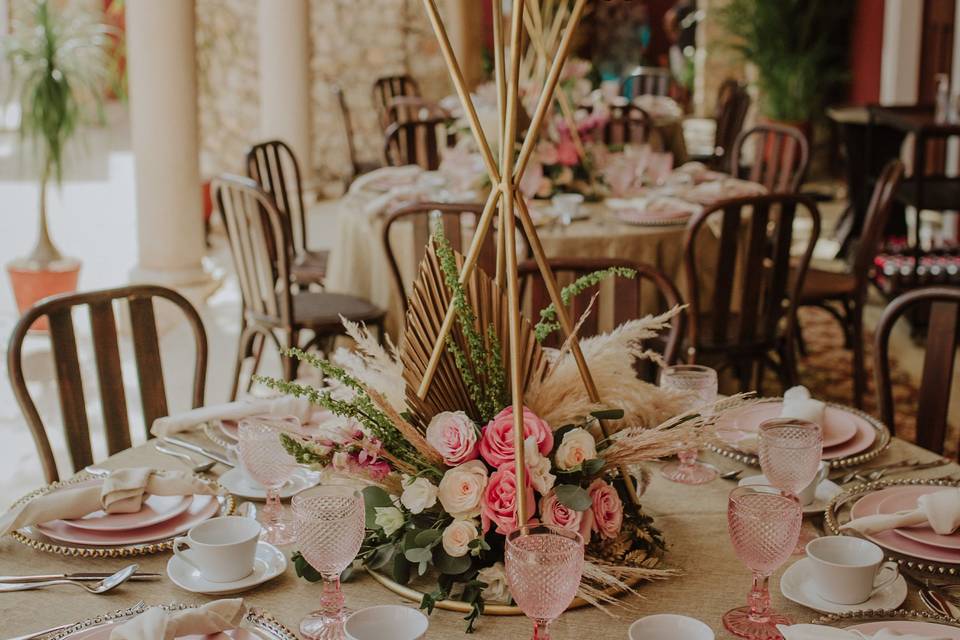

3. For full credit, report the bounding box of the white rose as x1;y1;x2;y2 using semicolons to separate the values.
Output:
373;506;405;536
400;475;438;514
477;562;511;604
438;460;489;519
332;451;349;470
555;428;598;471
524;436;556;494
441;520;479;558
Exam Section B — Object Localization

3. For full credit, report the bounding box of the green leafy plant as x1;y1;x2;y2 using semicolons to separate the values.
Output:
534;267;637;342
717;0;852;122
5;0;112;267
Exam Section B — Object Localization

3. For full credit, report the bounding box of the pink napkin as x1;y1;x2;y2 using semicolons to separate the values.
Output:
841;488;960;536
779;624;950;639
109;599;247;640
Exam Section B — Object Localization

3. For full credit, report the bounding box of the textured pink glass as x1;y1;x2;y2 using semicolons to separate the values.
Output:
238;418;299;545
293;485;365;640
505;524;584;640
724;486;802;639
659;365;719;485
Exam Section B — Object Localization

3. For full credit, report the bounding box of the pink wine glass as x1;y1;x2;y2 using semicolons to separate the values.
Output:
505;524;584;640
758;418;823;553
293;485;365;640
238;418;298;545
659;364;719;485
724;485;802;639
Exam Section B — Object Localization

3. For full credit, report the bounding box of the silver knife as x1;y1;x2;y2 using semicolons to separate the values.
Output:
0;572;161;584
163;436;235;467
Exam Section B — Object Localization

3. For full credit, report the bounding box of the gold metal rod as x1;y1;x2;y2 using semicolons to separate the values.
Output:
493;0;507;288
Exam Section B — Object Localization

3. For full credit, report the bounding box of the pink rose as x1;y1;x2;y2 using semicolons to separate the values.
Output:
537;141;559;166
479;406;554;468
587;479;623;540
426;411;479;466
481;464;535;535
539;492;582;533
519;161;544;200
556;138;580;166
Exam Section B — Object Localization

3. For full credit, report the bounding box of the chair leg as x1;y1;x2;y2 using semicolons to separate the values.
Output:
245;332;266;395
851;300;866;410
230;326;255;401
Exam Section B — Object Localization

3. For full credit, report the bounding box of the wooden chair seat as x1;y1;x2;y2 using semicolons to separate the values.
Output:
291;291;385;331
798;265;857;301
292;250;330;285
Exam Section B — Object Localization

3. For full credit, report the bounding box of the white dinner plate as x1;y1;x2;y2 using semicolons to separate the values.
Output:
219;467;320;501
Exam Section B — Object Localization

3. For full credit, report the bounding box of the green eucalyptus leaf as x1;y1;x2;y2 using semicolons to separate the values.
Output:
590;408;624;421
415;529;443;549
402;529;420;552
582;458;605;477
366;544;397;570
362;486;394;528
435;549;473;575
554;484;592;511
418;560;429;576
392;554;412;585
404;547;433;564
292;550;323;582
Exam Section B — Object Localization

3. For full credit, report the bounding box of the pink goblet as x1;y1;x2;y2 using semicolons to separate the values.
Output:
758;418;823;552
505;524;584;640
659;364;719;485
238;418;298;545
293;485;365;640
724;485;802;639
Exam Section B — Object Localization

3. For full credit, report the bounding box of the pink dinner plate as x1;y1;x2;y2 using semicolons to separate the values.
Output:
63;494;193;532
848;621;960;638
850;487;960;564
874;486;960;550
64;623;258;639
715;401;866;454
35;495;218;546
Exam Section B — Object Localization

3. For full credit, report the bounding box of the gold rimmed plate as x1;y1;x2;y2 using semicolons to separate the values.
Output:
810;609;960;635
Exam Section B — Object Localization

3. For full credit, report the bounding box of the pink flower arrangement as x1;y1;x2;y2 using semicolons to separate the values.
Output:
583;479;624;540
478;406;554;467
538;492;583;534
426;411;480;466
481;463;535;534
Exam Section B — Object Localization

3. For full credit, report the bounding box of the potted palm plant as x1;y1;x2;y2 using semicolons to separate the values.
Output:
5;0;111;325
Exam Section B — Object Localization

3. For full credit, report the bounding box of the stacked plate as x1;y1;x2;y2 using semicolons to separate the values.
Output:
812;610;960;637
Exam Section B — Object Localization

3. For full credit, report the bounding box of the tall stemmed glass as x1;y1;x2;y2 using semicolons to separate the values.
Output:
724;485;802;639
505;524;584;640
238;418;298;545
757;418;823;553
293;485;365;640
659;364;719;484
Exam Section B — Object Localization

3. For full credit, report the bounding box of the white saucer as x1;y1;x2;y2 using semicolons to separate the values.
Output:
220;466;320;500
166;540;288;595
779;557;907;614
739;475;842;515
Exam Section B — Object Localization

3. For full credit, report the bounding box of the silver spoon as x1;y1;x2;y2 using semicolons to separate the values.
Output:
720;468;745;481
155;444;216;473
0;563;138;594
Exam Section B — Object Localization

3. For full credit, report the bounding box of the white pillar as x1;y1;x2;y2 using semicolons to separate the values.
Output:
257;0;313;181
126;0;210;290
880;0;923;105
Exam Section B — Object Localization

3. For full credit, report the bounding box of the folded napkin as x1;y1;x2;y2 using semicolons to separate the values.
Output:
0;468;224;536
780;385;826;427
778;624;949;640
842;487;960;536
687;178;767;205
151;395;321;437
110;599;247;640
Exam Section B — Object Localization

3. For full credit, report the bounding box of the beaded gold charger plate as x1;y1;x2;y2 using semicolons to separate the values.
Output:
811;609;960;631
10;474;236;558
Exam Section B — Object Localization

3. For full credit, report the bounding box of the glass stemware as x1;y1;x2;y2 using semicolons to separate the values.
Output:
505;524;584;640
292;485;365;640
237;418;299;545
659;364;719;485
757;417;823;552
724;485;802;639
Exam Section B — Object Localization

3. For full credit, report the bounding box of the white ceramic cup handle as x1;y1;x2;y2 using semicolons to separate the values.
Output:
871;561;899;594
172;536;202;572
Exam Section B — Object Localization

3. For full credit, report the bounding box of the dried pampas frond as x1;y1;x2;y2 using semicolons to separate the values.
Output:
337;316;407;412
577;559;678;614
526;308;688;430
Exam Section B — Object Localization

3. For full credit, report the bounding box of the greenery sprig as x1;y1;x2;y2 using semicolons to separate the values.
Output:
534;267;637;342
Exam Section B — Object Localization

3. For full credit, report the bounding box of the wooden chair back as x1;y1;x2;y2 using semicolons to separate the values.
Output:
383;117;454;170
214;175;293;327
683;193;821;361
7;285;207;482
852;160;905;295
603;103;653;146
385;96;450;127
730;123;810;193
373;74;420;129
713;79;751;166
333;84;362;182
620;66;673;98
246;140;308;258
518;257;685;374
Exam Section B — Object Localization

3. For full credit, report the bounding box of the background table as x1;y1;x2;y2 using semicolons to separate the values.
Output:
0;437;953;638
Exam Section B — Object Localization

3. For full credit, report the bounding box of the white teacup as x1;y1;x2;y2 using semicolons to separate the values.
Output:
344;605;428;640
628;614;714;640
805;536;899;605
173;516;261;583
797;461;830;506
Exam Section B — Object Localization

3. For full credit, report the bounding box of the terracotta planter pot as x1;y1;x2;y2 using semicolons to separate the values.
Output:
6;257;81;332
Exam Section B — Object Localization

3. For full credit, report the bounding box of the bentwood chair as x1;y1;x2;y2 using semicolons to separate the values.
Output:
383;117;455;170
333;84;381;186
246;140;328;287
518;257;685;381
602;102;653;146
373;74;420;129
875;286;960;454
620;66;673;98
797;160;905;409
214;175;386;398
730;123;810;193
383;202;531;315
8;285;207;482
683;193;821;392
695;79;751;169
385;96;450;127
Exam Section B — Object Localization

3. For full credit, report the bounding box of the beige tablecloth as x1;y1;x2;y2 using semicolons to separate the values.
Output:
0;438;953;638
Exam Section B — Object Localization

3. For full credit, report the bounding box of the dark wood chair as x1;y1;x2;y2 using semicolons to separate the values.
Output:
333;84;381;187
385;96;450;127
729;123;810;193
373;74;420;130
875;286;960;454
214;175;386;398
246;140;328;287
7;285;207;482
620;66;673;98
383;202;531;315
798;160;905;409
602;102;653;146
683;193;821;392
383;117;455;170
702;79;751;169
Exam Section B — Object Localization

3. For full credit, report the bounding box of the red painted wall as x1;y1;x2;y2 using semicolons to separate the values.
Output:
849;0;885;105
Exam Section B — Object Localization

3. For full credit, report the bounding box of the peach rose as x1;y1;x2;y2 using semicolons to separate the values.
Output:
426;411;479;466
481;463;535;535
587;479;623;540
479;406;554;468
437;460;488;519
554;428;598;471
538;492;583;533
442;519;479;558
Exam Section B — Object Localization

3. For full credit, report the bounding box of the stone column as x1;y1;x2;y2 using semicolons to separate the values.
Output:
258;0;313;181
126;0;211;292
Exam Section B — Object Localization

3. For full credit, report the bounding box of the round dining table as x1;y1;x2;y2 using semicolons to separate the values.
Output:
1;434;953;638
